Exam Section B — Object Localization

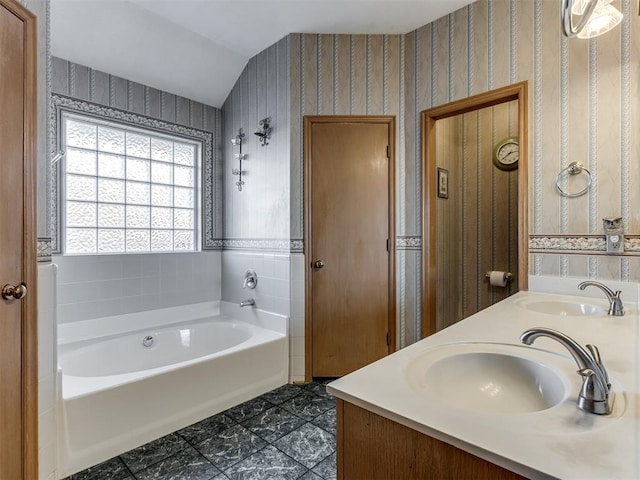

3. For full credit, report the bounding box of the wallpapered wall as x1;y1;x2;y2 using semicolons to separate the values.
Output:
221;0;640;347
45;0;640;348
286;33;424;343
403;0;640;282
50;56;224;251
222;32;422;342
435;103;519;332
222;37;290;247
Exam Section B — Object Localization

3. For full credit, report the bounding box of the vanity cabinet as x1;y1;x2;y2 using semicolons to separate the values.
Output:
336;399;526;480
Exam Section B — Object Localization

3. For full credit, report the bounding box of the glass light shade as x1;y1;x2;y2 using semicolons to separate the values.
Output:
571;0;612;16
577;3;623;39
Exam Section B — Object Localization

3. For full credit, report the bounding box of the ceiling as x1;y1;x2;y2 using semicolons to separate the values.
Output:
51;0;475;108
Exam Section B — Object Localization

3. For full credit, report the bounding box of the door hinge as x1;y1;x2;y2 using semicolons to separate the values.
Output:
386;145;390;158
386;332;391;346
386;238;389;251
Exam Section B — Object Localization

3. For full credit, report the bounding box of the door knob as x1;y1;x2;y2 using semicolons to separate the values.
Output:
313;260;325;269
2;283;27;300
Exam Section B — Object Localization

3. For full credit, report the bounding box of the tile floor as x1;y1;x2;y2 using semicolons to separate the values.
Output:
64;380;337;480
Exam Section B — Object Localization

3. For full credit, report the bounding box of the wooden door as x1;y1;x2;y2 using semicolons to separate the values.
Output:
305;116;395;378
0;0;38;478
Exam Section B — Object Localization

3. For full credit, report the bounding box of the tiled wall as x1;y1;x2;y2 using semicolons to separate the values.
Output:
38;264;56;480
55;252;221;323
289;254;305;383
221;250;299;381
221;251;290;316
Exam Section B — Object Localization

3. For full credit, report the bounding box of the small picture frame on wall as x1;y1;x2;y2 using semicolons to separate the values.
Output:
437;168;448;199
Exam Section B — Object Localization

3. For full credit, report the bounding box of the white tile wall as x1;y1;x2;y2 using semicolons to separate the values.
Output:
221;251;290;316
289;254;305;383
221;250;299;381
55;252;221;323
38;264;57;480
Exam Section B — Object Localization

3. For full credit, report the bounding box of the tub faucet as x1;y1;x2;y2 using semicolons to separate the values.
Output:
240;298;255;307
520;327;611;415
577;281;624;316
243;270;257;289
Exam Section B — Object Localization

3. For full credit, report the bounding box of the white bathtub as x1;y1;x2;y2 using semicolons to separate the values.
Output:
57;301;288;477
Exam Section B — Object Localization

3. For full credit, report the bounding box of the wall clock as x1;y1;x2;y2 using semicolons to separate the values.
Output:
492;136;519;171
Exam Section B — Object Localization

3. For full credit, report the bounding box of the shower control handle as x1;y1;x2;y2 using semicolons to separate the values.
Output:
243;270;257;289
2;283;27;301
313;260;325;269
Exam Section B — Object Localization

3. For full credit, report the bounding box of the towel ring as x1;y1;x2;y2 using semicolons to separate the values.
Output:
555;161;592;198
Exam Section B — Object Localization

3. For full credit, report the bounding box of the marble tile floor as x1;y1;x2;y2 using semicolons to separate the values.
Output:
64;380;337;480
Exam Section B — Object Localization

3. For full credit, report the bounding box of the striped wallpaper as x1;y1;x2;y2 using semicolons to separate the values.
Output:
435;102;519;332
403;0;640;284
219;0;640;347
50;56;224;252
222;37;291;243
287;0;640;345
44;0;640;349
287;33;423;344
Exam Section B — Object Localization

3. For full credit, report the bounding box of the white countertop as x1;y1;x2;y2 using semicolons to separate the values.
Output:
327;278;640;480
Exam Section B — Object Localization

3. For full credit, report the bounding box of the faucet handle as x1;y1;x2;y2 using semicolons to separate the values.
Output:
243;270;257;289
612;290;625;316
586;344;610;390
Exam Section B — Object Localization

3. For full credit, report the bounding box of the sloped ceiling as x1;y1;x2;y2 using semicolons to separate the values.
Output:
51;0;475;108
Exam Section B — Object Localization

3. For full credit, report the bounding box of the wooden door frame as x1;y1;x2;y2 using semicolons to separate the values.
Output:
421;82;529;338
0;0;38;476
304;115;396;382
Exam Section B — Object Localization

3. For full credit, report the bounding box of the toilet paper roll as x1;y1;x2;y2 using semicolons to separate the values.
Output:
489;271;508;287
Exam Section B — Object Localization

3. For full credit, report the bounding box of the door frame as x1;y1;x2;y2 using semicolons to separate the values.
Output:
421;81;529;338
0;0;38;476
303;115;396;382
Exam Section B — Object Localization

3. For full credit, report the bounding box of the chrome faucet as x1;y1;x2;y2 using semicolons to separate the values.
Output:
520;327;611;415
243;270;257;289
240;298;255;307
577;281;624;316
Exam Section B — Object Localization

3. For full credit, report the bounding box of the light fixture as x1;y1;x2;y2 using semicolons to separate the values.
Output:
577;3;623;38
562;0;623;38
254;117;272;146
231;128;246;191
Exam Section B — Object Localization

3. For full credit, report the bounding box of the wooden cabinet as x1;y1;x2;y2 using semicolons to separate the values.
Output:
336;399;527;480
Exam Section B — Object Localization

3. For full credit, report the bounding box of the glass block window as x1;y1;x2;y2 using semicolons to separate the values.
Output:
62;113;200;254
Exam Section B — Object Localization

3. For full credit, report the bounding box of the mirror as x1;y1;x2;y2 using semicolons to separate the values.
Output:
421;82;529;337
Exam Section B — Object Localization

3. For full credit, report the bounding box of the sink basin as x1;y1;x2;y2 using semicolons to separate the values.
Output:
406;344;568;414
519;300;604;316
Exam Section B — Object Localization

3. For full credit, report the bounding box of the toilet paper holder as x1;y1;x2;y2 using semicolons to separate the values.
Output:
485;271;514;283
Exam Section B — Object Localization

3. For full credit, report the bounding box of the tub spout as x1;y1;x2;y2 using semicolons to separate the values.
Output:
240;298;255;307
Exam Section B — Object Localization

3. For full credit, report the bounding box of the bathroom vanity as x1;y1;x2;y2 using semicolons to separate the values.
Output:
336;400;525;479
327;278;639;480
